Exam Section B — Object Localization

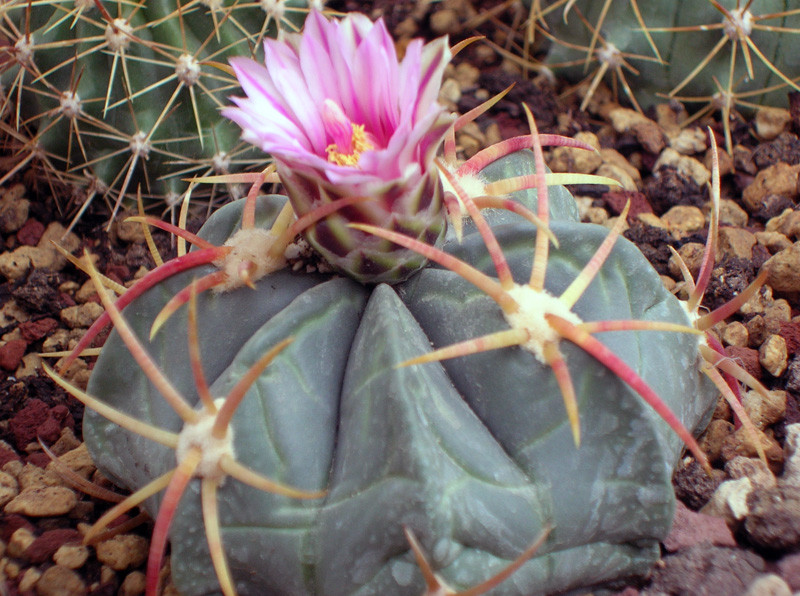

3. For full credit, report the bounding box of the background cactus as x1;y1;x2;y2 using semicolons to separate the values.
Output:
0;0;311;228
527;0;800;111
78;148;718;596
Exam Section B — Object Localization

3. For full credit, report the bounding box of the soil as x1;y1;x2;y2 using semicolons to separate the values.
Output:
1;1;800;595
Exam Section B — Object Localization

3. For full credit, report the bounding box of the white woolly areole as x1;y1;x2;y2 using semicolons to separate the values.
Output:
176;398;234;481
724;8;753;39
128;131;151;159
260;0;286;19
504;284;582;363
59;91;82;118
14;35;34;64
678;299;708;348
176;54;201;86
597;43;622;68
214;227;285;292
455;171;488;202
105;18;133;52
212;152;230;174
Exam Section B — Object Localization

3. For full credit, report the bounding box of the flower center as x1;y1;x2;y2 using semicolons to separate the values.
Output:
322;98;373;167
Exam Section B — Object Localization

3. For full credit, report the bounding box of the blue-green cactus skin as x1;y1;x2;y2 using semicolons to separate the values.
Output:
539;0;800;109
84;151;716;596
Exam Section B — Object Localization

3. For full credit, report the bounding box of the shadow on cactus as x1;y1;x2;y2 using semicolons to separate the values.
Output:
0;0;313;229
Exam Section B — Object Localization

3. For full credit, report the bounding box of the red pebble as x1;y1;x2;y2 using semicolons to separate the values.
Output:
602;190;654;224
0;446;21;467
16;218;45;246
19;318;58;342
25;452;52;469
10;399;50;450
26;529;82;564
780;321;800;356
0;338;27;371
725;345;762;381
0;515;35;543
104;264;130;282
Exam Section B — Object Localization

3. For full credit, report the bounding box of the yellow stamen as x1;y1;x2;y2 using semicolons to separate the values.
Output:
326;123;373;166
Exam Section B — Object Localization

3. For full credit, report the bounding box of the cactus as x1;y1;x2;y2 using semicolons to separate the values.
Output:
42;9;746;596
48;132;721;595
526;0;800;114
0;0;312;228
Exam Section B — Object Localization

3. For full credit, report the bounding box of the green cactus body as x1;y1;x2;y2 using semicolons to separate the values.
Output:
82;150;716;596
538;0;800;109
0;0;308;209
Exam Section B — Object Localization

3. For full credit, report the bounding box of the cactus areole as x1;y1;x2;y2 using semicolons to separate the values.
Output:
81;10;717;596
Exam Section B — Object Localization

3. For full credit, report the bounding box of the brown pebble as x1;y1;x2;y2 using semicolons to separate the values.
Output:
8;526;36;558
760;335;788;376
429;8;460;35
48;444;96;480
746;315;771;348
18;463;63;491
20;567;42;592
550;131;602;173
769;210;800;240
717;199;749;227
0;194;30;234
742;390;787;430
119;570;147;596
744;485;800;551
755;107;793;140
35;564;86;596
60;302;104;329
49;428;81;457
762;243;800;292
721;427;783;473
742;163;800;212
53;544;90;570
96;534;149;571
655;148;710;185
668;242;705;281
669;127;707;155
722;321;749;347
756;231;793;255
699;419;735;463
725;456;776;489
673;458;725;510
717;227;756;261
662;205;705;239
0;470;19;508
4;486;77;517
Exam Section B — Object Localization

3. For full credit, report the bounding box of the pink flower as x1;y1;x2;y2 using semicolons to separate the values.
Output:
223;10;453;282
